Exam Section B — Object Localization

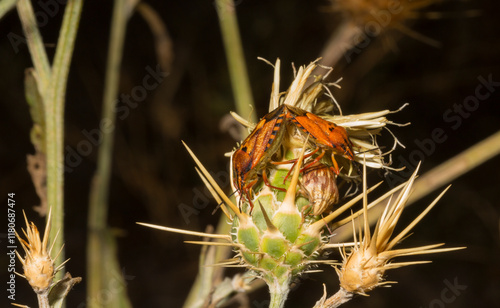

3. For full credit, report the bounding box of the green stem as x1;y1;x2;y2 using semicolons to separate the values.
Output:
182;2;257;305
215;0;256;127
0;0;18;19
87;0;131;307
44;0;83;280
16;0;52;90
88;0;128;231
268;275;291;308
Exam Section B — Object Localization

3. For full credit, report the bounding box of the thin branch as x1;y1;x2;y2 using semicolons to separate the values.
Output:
215;0;256;130
0;0;18;19
87;0;134;307
16;0;51;90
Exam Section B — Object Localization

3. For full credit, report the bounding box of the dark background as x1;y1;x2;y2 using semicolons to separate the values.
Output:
1;0;499;307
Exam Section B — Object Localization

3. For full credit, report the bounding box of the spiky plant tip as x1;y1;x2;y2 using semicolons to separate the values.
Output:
15;210;81;307
15;210;61;293
336;165;466;296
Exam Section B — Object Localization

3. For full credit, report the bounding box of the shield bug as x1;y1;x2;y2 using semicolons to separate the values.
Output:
232;104;287;205
284;105;354;173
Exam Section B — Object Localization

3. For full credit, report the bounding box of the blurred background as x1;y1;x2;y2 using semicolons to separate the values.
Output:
1;0;499;307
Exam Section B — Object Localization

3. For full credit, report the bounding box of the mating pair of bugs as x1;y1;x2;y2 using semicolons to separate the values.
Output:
231;103;355;207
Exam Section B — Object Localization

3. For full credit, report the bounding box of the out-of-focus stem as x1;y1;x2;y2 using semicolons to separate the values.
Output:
318;20;360;68
215;0;256;128
409;130;500;203
182;219;230;308
0;0;18;19
87;0;128;231
183;2;255;306
87;0;131;307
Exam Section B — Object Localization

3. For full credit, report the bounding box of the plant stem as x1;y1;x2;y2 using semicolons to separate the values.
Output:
182;2;257;306
318;20;359;68
88;0;128;232
16;0;51;92
37;292;50;308
408;130;500;203
268;276;291;308
0;0;18;19
87;0;133;307
215;0;256;127
314;288;353;308
44;0;83;281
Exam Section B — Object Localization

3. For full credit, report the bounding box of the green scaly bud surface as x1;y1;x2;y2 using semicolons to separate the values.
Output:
232;167;327;288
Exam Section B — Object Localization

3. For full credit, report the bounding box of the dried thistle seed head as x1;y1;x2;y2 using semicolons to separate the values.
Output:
300;165;339;216
338;245;383;294
21;234;54;292
16;212;55;293
335;165;466;296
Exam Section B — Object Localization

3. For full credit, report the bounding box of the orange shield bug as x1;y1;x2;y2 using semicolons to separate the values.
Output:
232;103;354;207
232;105;287;206
284;105;354;174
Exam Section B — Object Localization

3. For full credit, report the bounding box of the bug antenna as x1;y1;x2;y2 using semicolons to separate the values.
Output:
211;189;238;215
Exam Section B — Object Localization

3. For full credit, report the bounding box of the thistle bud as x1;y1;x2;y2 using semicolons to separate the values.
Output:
300;165;339;216
16;216;55;293
20;227;54;292
338;247;384;294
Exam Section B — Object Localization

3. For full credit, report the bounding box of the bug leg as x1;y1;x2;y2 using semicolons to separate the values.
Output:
241;179;258;212
280;148;321;183
331;153;340;175
237;188;246;211
300;149;325;172
246;186;255;212
270;147;319;165
248;197;255;212
324;217;334;234
282;148;327;183
282;161;297;184
262;169;287;192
